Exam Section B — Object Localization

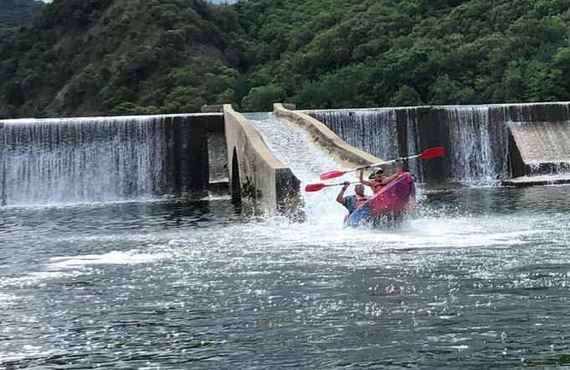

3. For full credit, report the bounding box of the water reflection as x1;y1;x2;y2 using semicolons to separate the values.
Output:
422;185;570;215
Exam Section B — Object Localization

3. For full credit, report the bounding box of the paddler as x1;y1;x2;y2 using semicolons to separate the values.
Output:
336;182;369;215
359;166;401;193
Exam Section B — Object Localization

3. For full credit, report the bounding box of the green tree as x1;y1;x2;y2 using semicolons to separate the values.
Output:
241;84;286;111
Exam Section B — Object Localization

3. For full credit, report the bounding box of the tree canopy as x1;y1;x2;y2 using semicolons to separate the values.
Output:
236;0;570;110
1;0;570;118
0;0;44;27
0;0;246;117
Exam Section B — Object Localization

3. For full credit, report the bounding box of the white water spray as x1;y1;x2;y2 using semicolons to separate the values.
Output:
245;113;362;226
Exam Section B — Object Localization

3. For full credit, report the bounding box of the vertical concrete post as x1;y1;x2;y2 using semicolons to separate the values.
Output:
396;109;408;164
162;116;176;194
508;132;525;177
275;167;304;221
183;116;209;193
204;115;227;186
416;107;450;182
165;116;209;195
0;122;5;206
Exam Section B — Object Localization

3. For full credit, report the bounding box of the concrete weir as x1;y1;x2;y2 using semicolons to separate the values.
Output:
223;105;302;217
302;102;570;187
273;104;387;177
0;113;226;206
501;102;570;186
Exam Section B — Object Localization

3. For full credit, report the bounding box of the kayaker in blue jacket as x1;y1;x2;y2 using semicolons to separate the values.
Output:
336;182;369;215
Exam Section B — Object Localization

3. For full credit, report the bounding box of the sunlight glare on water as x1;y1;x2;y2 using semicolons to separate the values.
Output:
1;186;570;368
2;111;570;368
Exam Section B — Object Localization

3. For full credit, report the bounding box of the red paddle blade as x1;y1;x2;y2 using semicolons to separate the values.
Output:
319;170;346;180
305;183;327;192
419;146;446;160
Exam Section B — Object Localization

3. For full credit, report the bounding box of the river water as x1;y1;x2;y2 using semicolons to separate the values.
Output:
2;114;570;369
2;186;570;369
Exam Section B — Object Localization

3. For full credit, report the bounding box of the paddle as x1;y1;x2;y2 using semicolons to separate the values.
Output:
305;182;357;192
319;146;446;180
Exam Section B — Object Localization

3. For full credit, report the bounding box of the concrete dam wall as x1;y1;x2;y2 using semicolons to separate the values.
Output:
0;113;225;206
4;100;568;210
223;105;302;217
306;102;570;185
274;104;382;172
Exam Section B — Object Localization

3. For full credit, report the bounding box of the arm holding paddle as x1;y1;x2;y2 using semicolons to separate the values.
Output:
359;169;373;187
381;160;404;185
336;181;351;204
319;146;446;181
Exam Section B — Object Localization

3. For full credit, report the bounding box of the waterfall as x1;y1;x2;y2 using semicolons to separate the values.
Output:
403;109;423;182
310;106;512;184
310;109;426;180
245;113;357;225
445;106;510;184
0;115;198;207
310;109;399;160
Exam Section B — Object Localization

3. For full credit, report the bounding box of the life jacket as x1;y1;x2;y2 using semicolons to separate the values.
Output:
355;194;369;208
371;181;384;193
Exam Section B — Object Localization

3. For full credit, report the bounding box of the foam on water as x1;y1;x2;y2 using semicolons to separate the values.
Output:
244;113;367;227
1;187;570;368
47;250;171;270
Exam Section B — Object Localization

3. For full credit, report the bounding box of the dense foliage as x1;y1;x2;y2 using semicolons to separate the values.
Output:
1;0;570;117
0;0;43;27
0;0;246;117
237;0;570;109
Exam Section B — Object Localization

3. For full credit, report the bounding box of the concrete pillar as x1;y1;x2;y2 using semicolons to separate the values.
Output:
0;122;5;206
177;116;209;193
163;116;209;195
415;107;450;183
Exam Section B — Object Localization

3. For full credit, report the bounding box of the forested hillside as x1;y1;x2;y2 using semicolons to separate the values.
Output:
0;0;44;27
237;0;570;109
1;0;570;118
0;0;246;117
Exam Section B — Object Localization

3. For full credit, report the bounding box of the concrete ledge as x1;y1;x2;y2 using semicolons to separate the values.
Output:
224;104;303;217
502;174;570;187
508;121;570;177
273;103;387;175
208;179;229;192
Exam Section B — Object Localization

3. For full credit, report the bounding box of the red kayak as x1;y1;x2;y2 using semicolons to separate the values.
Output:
345;172;416;227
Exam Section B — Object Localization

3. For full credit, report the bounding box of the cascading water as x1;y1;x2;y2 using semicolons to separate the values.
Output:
310;106;512;185
310;109;428;181
244;113;360;225
0;115;194;207
310;109;400;160
445;106;510;184
403;109;424;182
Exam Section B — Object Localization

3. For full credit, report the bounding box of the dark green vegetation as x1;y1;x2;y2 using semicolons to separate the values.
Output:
238;0;570;109
1;0;570;117
0;0;245;117
0;0;43;27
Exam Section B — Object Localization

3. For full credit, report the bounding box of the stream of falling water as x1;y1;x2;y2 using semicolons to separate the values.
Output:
244;112;362;226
